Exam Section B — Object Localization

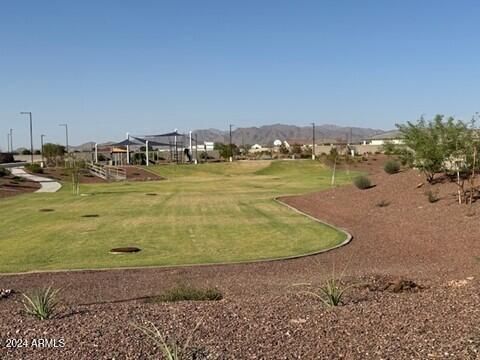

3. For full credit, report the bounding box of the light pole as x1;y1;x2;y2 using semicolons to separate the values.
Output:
311;122;316;160
20;112;33;163
59;124;69;154
40;134;46;164
229;124;234;162
9;128;13;154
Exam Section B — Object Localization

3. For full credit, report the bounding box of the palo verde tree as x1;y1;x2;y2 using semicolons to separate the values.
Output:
214;142;239;160
397;115;480;204
397;115;460;183
43;143;66;166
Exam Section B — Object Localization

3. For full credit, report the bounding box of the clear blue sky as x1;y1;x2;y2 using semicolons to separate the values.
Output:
1;0;480;148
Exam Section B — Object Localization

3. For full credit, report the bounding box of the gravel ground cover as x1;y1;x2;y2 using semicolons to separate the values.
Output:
0;174;40;198
1;160;479;359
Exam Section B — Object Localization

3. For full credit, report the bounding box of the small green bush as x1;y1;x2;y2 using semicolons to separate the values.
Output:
426;189;439;203
22;286;60;320
384;160;400;174
147;285;222;303
353;175;372;189
25;163;43;174
0;167;10;177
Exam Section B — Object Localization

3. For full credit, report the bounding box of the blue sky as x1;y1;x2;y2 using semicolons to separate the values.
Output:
1;0;480;148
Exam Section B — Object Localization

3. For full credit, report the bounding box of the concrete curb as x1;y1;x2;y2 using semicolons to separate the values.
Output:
0;196;353;276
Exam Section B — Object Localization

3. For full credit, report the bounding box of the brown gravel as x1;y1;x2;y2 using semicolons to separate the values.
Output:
1;161;479;359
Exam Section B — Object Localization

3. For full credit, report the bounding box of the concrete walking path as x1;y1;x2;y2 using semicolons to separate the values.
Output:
10;167;62;193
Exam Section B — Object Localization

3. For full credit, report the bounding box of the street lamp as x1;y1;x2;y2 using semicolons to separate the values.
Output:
311;122;316;160
59;124;69;154
20;112;33;163
9;128;13;154
40;134;46;163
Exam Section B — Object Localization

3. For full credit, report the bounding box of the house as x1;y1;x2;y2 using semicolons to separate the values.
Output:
249;144;271;153
193;141;215;152
366;130;403;145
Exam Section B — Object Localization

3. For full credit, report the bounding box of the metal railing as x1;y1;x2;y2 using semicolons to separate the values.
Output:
87;163;126;181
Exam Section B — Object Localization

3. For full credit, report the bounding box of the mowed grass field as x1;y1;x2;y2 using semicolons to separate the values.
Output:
0;160;356;273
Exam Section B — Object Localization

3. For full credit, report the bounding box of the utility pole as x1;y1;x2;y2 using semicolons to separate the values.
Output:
59;124;69;154
40;134;46;164
20;112;33;163
7;133;10;153
311;122;316;160
229;124;234;162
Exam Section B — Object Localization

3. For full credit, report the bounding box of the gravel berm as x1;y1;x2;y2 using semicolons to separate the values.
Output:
1;163;479;359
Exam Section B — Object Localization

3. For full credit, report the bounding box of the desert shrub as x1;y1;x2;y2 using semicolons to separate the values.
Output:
22;286;60;320
134;320;202;360
425;189;439;203
384;160;400;174
376;199;390;207
353;175;372;189
0;167;10;177
148;285;222;303
304;278;352;307
25;163;43;174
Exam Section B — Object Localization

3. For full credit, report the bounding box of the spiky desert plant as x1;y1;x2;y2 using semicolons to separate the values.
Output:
22;286;60;320
134;320;202;360
305;278;354;307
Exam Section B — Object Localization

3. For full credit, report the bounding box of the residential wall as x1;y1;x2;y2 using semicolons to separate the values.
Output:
314;144;383;156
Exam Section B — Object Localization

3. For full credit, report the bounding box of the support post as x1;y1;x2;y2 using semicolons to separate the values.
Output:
174;129;178;164
146;140;149;166
126;132;130;165
195;133;198;164
95;143;98;163
189;130;192;162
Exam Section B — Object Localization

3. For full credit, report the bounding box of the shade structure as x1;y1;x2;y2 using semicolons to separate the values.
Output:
130;136;171;146
143;130;185;137
110;138;143;146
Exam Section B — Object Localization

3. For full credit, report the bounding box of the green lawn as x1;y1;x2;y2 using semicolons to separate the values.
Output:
0;160;356;273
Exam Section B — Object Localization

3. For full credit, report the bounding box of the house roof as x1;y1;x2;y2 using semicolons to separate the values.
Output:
369;130;402;140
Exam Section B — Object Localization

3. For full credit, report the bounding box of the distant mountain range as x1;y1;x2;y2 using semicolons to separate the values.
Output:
68;123;387;150
192;124;385;146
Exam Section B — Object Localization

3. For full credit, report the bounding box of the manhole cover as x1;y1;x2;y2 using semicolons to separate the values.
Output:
110;247;141;254
145;193;157;196
39;208;55;212
82;214;99;218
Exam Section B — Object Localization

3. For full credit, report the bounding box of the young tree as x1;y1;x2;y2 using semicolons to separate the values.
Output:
397;115;451;183
43;143;66;166
291;143;302;155
214;142;239;160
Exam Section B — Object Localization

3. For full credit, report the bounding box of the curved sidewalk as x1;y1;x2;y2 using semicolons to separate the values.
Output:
10;167;62;193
